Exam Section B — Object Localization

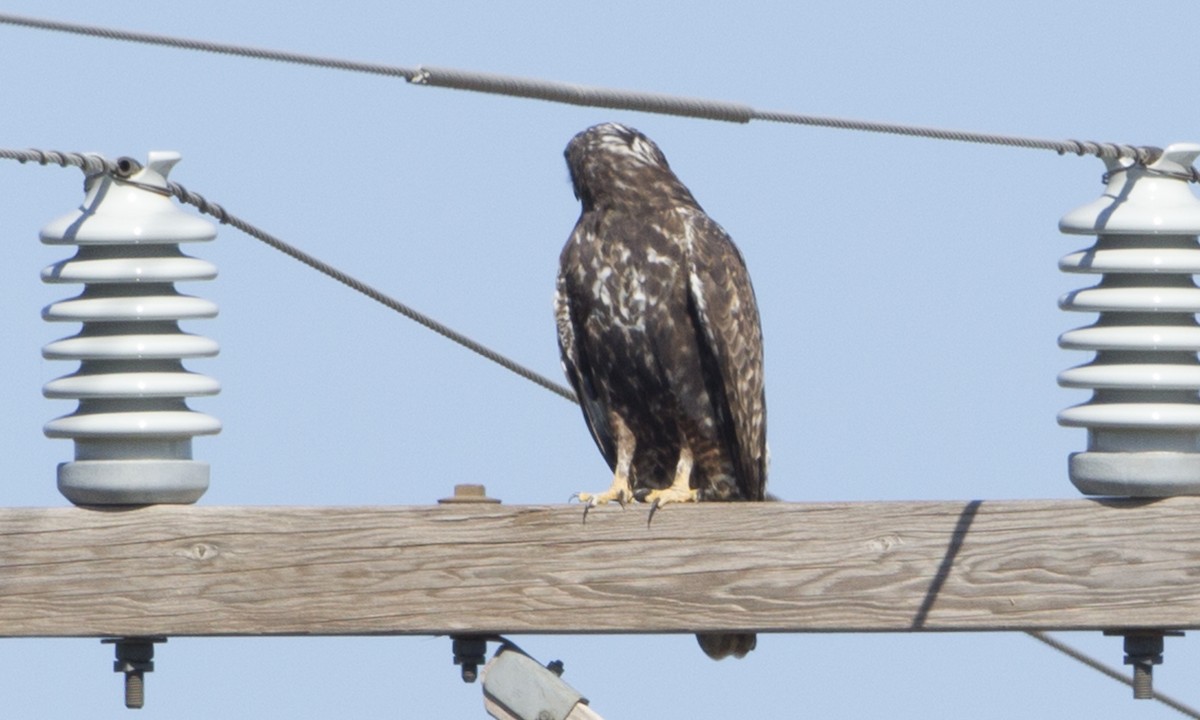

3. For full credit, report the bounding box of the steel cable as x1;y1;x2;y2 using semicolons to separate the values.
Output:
0;12;1169;166
161;179;579;403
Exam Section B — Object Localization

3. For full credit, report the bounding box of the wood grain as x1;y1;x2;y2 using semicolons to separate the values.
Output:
0;498;1197;637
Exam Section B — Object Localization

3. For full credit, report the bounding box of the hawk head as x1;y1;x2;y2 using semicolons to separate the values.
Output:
564;123;697;211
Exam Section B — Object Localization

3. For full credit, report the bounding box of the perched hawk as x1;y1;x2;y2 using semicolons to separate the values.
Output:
555;123;767;660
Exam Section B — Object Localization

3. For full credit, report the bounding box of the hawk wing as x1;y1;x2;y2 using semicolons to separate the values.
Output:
684;210;767;501
554;261;617;469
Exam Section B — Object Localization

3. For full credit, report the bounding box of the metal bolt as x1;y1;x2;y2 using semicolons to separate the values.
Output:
537;711;554;720
103;637;166;709
437;484;501;505
451;636;489;683
1131;661;1153;700
124;671;146;709
1105;630;1183;699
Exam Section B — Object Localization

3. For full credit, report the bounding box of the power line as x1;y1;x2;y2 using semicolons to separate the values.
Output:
0;11;1169;167
749;109;1160;162
174;180;580;403
0;12;417;80
164;179;580;404
411;65;753;123
0;147;119;175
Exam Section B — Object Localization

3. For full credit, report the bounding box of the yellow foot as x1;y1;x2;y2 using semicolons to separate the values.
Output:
570;487;631;507
637;485;700;525
569;487;631;523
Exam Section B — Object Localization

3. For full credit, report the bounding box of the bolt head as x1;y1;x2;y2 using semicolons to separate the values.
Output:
438;484;500;504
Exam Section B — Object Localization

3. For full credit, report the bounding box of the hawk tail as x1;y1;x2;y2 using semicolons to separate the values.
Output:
696;632;757;660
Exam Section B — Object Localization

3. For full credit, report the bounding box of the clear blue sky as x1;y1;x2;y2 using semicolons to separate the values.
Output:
2;1;1199;717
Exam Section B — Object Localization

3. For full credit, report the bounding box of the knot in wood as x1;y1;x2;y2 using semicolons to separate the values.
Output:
867;534;903;553
183;542;219;561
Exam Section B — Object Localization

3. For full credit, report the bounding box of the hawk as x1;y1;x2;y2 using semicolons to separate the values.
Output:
555;123;768;660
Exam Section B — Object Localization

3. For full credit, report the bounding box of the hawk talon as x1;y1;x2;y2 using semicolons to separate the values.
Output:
568;492;594;504
571;488;632;524
640;485;701;525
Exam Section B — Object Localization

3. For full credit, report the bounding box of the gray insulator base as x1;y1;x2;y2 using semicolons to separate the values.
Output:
1070;451;1200;496
58;460;209;505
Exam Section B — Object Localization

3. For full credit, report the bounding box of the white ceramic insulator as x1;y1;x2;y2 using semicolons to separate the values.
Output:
40;151;220;505
1058;142;1200;496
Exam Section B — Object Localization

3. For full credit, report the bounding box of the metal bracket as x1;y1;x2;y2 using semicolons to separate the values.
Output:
483;645;587;720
